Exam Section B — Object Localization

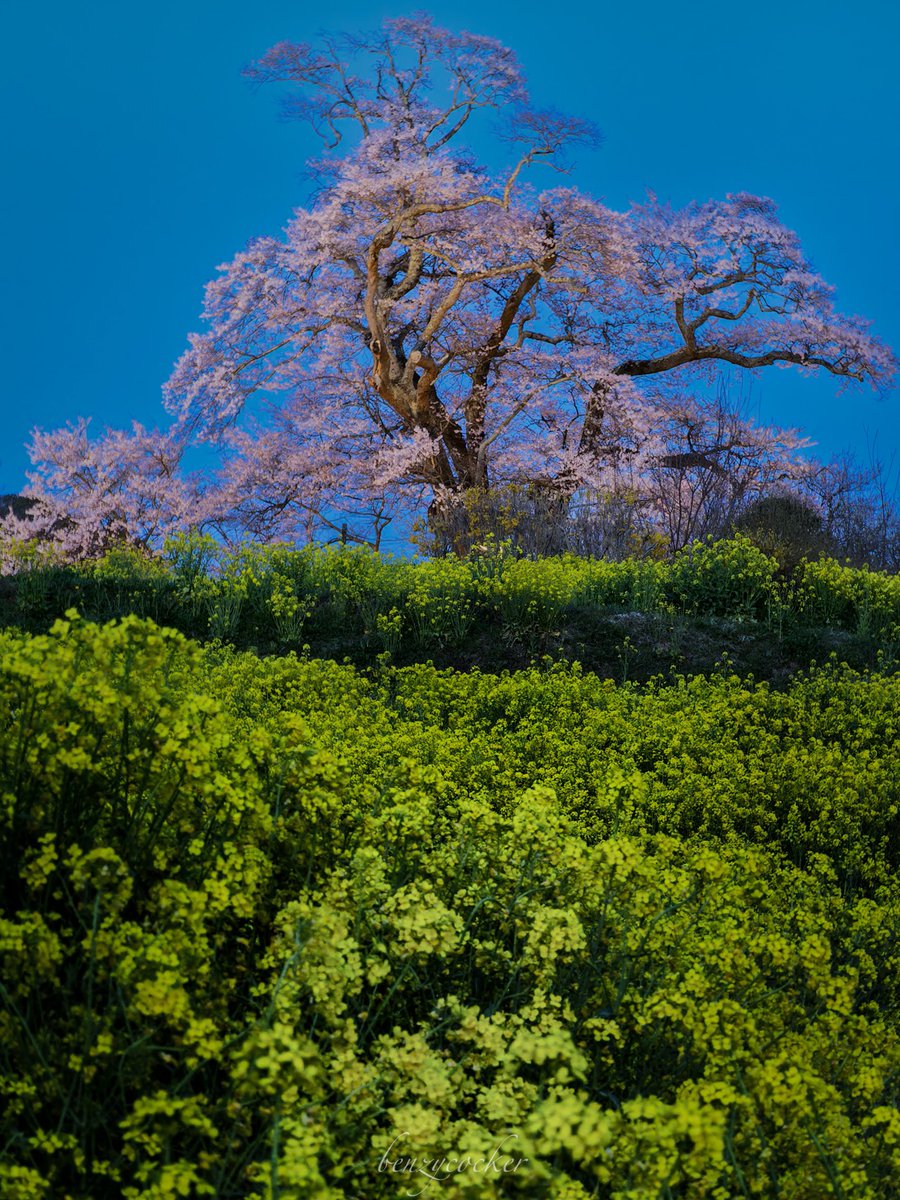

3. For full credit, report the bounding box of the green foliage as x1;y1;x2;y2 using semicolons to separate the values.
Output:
668;534;781;620
1;615;899;1196
2;535;900;676
201;649;900;894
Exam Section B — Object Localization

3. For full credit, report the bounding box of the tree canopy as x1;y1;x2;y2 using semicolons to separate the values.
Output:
168;18;892;526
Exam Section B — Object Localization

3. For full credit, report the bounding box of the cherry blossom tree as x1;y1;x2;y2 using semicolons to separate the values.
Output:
6;14;894;562
0;421;204;562
163;13;893;539
640;383;815;550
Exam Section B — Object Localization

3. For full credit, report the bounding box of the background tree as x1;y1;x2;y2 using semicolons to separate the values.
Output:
0;422;203;562
641;382;814;551
800;450;900;570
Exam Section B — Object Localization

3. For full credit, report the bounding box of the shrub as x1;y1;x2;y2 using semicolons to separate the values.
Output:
733;492;829;574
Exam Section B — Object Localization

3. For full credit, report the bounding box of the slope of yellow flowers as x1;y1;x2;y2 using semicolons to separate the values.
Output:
1;612;898;1198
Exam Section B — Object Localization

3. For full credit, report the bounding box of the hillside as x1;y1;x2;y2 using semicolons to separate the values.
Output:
0;542;898;1197
2;535;899;683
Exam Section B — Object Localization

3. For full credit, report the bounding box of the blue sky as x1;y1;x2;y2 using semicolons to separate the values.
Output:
2;0;898;509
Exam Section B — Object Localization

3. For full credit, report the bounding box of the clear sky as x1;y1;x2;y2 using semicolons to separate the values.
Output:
2;0;898;507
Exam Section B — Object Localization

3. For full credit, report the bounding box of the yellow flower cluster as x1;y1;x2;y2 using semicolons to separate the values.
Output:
0;613;898;1196
5;533;900;660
